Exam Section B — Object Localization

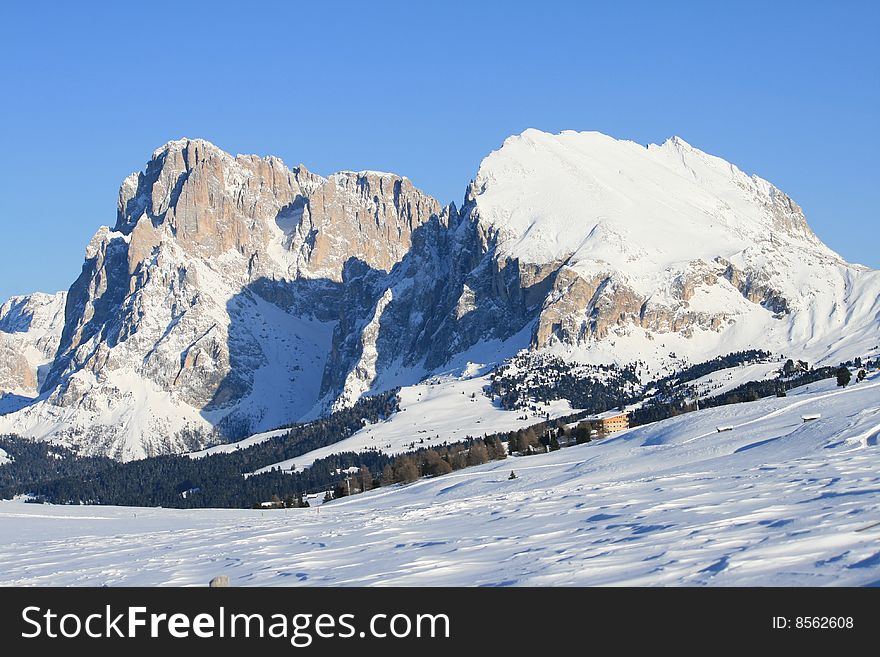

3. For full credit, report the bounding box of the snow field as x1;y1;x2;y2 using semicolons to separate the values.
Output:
251;374;575;473
1;372;878;586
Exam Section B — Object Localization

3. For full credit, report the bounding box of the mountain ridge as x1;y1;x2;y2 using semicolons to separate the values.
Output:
1;129;877;459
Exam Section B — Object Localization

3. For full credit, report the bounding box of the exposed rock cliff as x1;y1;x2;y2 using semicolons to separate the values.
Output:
0;292;66;398
2;131;877;459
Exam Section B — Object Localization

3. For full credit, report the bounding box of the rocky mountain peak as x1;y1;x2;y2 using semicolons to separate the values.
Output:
1;131;877;460
113;139;441;282
0;139;449;458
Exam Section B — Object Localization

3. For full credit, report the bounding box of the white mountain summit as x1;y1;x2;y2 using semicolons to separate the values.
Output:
1;130;877;459
470;130;878;359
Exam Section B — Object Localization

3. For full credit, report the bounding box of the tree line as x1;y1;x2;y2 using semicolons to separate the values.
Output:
487;354;641;412
631;363;845;426
2;355;873;509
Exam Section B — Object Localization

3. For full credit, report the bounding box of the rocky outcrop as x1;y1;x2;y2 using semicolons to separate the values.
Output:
0;340;36;393
533;263;734;347
716;257;790;315
2;130;877;459
3;139;444;458
0;292;66;396
297;171;441;280
115;140;439;282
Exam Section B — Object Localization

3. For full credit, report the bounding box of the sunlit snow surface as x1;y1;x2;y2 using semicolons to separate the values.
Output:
248;375;576;473
1;373;879;586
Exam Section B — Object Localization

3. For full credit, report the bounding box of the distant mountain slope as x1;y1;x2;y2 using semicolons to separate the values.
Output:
469;130;880;364
0;292;66;401
1;131;877;459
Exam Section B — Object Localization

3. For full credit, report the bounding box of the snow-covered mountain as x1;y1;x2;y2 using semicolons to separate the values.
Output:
1;130;877;459
472;130;880;364
0;138;442;459
0;292;66;407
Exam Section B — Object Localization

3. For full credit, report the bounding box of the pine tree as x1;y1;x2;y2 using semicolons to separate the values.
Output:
394;457;420;483
380;464;395;486
486;436;507;460
836;367;852;387
333;480;348;498
466;441;489;466
448;445;467;470
358;465;372;492
507;431;522;454
421;449;452;476
574;424;591;444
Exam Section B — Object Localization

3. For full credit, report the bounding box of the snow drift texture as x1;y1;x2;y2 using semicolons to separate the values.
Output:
2;373;879;585
1;130;877;459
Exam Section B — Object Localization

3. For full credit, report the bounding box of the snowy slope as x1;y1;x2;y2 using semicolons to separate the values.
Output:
1;372;878;586
1;368;216;459
0;138;430;459
472;129;880;368
688;362;783;398
474;130;826;275
188;428;291;459
251;373;576;473
0;241;337;459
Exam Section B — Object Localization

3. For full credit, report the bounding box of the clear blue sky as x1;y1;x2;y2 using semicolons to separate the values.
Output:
0;1;877;300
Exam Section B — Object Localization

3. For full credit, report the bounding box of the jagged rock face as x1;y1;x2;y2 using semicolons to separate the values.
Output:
2;130;878;460
317;205;573;409
0;342;35;393
533;261;737;346
0;292;66;397
298;171;442;280
116;140;439;282
4;139;443;459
